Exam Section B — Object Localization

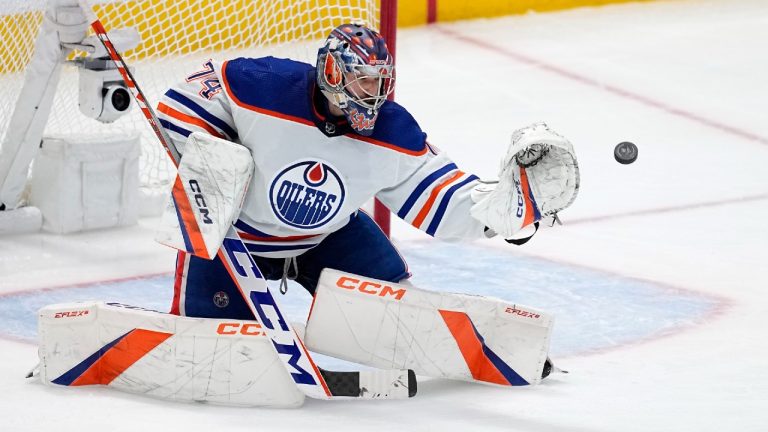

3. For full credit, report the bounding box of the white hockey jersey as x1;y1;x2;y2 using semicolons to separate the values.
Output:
157;57;485;257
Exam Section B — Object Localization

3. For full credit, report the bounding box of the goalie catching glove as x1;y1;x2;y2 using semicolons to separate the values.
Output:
470;123;580;240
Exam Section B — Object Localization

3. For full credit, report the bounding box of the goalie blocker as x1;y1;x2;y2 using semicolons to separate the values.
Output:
155;131;254;260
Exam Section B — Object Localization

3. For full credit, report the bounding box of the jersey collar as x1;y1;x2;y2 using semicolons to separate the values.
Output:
310;77;352;137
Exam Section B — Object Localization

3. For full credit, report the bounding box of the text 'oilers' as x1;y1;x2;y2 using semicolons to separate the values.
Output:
269;160;346;229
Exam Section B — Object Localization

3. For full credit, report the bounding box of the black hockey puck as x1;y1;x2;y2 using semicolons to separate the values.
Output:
614;141;638;164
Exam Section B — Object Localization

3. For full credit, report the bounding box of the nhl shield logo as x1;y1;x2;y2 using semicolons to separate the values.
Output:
213;291;229;308
269;160;346;229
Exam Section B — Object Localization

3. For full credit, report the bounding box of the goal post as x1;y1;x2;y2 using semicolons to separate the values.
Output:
0;0;395;236
376;0;397;237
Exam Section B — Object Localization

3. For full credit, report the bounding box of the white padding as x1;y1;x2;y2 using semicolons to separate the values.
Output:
0;206;42;235
305;269;553;386
28;134;140;233
155;132;253;258
471;123;579;238
38;301;304;408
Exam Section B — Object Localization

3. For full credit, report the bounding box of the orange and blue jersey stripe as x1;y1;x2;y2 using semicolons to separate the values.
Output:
159;118;194;138
163;89;238;140
170;251;190;315
397;164;478;235
411;170;465;228
425;173;478;236
157;102;226;139
234;219;326;256
397;163;458;219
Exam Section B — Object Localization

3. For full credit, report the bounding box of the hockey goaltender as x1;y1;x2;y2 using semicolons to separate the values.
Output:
32;21;578;407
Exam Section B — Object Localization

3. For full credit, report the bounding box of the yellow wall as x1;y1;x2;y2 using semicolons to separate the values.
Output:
417;0;655;25
397;1;429;28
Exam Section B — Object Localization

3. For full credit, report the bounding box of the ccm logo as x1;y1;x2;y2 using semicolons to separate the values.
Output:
505;307;540;319
336;276;406;300
216;322;265;336
189;179;213;224
514;179;524;217
54;310;89;318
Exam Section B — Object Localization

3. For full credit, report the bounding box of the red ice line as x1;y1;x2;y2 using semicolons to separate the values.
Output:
519;249;734;359
568;193;768;225
0;271;172;299
0;271;173;345
436;27;768;146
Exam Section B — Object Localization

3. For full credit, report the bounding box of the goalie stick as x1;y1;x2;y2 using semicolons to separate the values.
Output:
76;1;414;400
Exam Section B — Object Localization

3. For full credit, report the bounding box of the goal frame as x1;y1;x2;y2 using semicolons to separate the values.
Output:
375;0;397;237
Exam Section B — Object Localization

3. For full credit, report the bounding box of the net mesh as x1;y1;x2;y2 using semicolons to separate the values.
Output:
0;0;379;194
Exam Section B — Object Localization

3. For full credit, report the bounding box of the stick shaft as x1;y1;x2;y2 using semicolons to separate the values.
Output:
80;7;180;165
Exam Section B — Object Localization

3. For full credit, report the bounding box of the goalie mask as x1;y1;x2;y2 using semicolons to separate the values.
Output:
316;24;394;136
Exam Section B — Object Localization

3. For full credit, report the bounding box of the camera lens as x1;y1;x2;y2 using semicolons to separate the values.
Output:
111;87;131;112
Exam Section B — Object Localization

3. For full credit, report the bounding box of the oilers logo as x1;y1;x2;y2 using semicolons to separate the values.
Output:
269;160;346;229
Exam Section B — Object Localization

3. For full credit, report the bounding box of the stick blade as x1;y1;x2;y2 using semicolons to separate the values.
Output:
320;368;417;399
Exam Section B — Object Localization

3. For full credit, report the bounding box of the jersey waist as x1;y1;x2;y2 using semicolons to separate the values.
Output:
233;217;349;258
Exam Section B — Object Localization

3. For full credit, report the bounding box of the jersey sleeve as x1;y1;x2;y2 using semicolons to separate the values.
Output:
376;145;487;240
156;61;238;155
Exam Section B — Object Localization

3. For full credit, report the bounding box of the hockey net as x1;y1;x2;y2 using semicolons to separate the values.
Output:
0;0;380;209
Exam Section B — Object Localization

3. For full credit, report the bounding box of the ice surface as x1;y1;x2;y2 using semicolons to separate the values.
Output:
1;1;767;431
0;241;721;357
